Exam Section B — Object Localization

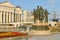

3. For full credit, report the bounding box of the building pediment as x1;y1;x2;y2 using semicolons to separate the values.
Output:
0;1;15;7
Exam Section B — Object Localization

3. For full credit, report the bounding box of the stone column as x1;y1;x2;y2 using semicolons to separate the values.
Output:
12;13;14;22
9;13;11;23
14;12;15;22
5;12;6;23
11;12;12;23
3;11;5;23
17;14;19;22
20;14;21;22
8;12;9;23
18;14;20;22
15;13;17;22
5;12;8;23
16;13;18;22
0;11;2;23
2;12;4;23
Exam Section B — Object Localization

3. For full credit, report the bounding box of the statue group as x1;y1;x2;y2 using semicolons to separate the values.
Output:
33;6;49;23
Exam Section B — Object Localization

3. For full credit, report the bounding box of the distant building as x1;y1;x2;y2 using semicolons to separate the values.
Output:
0;1;22;23
23;10;33;22
48;22;57;27
48;11;59;27
30;12;34;22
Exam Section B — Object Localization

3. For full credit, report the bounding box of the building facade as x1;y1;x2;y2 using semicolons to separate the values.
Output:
23;10;32;22
0;1;22;23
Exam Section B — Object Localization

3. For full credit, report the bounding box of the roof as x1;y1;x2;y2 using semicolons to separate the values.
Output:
0;1;15;7
16;6;21;9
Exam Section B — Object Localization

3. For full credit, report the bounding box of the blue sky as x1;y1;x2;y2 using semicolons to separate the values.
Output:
0;0;60;19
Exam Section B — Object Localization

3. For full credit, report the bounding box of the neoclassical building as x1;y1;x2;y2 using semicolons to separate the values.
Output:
0;1;22;23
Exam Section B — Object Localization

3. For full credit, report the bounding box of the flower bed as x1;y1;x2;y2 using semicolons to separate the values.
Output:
0;32;28;38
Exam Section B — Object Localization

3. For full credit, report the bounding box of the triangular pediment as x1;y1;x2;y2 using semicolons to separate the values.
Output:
0;1;15;7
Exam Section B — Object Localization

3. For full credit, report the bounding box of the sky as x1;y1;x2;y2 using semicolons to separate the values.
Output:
0;0;60;19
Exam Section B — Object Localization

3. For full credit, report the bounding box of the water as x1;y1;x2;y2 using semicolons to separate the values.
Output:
28;33;60;40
